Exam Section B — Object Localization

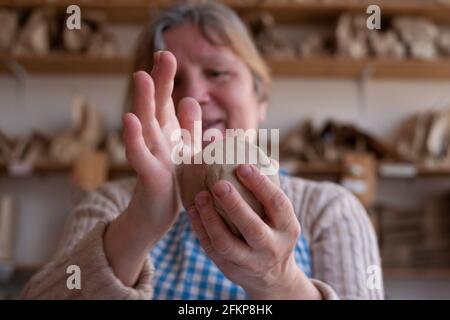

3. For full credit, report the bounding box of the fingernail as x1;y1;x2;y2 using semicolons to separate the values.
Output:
152;51;161;73
195;191;209;207
187;206;198;217
213;181;231;198
238;164;252;178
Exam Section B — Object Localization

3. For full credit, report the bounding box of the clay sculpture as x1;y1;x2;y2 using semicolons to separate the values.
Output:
0;9;19;52
50;96;103;164
177;137;280;236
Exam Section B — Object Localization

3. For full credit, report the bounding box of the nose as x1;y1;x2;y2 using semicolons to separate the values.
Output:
180;76;211;107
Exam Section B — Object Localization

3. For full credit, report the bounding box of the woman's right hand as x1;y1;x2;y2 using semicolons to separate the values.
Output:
123;52;201;241
104;51;201;286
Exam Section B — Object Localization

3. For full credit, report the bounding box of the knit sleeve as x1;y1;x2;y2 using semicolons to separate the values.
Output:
21;178;155;300
280;176;384;300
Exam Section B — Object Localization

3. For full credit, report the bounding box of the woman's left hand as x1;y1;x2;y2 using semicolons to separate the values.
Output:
187;164;322;300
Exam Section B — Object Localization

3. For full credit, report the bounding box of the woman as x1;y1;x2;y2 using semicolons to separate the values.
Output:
22;1;383;300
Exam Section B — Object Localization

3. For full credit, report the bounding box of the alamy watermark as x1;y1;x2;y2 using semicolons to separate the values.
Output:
66;264;81;290
170;122;279;175
66;5;81;30
366;265;383;290
367;5;381;30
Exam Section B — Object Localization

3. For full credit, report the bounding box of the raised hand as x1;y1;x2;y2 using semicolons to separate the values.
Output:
104;51;201;286
123;51;202;238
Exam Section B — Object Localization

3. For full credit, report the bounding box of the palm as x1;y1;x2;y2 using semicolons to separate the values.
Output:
122;51;201;225
155;100;181;171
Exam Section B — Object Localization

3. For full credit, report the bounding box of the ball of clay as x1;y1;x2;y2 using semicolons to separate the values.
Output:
178;137;280;235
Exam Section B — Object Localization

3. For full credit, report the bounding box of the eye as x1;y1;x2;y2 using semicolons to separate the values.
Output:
205;69;229;80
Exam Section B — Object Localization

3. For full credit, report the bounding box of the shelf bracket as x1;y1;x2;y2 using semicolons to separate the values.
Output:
5;57;28;110
356;65;373;114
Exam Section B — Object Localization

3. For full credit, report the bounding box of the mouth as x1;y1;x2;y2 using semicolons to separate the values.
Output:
202;119;226;132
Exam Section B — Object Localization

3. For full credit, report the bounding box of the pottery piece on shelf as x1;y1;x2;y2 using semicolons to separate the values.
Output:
0;9;19;52
107;131;127;165
87;29;119;57
393;16;439;60
336;13;370;59
247;12;297;59
368;30;406;59
13;9;53;55
50;96;103;164
437;30;450;56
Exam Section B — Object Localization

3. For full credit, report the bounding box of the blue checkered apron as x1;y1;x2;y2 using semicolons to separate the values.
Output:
150;211;312;300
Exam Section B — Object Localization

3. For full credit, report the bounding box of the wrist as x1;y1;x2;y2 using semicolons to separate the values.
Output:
127;179;180;238
247;255;322;300
118;205;167;251
103;208;159;288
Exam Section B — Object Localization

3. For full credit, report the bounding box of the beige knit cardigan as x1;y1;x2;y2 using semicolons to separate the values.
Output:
21;175;384;300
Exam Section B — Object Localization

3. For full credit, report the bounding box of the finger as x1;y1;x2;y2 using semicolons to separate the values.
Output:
187;206;213;252
177;97;202;153
194;191;251;262
188;206;229;264
211;181;272;250
133;71;162;147
151;51;177;126
187;206;227;265
236;164;295;232
122;113;156;179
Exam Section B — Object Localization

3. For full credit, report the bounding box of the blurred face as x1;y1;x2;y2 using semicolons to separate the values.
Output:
164;22;267;138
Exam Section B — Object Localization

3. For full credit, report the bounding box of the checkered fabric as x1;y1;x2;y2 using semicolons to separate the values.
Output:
150;209;312;300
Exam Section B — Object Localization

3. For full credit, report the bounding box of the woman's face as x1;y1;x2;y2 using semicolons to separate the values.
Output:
164;22;267;138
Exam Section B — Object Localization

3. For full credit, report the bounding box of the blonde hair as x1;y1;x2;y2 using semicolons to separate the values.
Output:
124;0;271;113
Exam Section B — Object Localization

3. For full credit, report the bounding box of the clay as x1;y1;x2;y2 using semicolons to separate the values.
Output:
10;133;49;172
437;30;450;56
280;119;400;169
427;110;450;157
178;137;280;235
394;109;450;165
393;17;439;60
248;12;296;59
107;131;127;165
336;14;370;59
368;31;406;59
0;130;12;165
50;96;103;164
298;33;328;57
0;9;19;52
13;10;51;55
63;12;118;56
63;20;93;53
87;29;119;57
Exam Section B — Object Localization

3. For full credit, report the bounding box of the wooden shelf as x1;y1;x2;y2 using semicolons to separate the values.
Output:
294;161;341;176
0;162;70;176
0;0;161;24
0;53;131;75
293;161;450;179
0;162;127;175
379;162;450;179
2;0;450;25
384;268;450;278
236;0;450;25
267;57;450;79
3;54;450;79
